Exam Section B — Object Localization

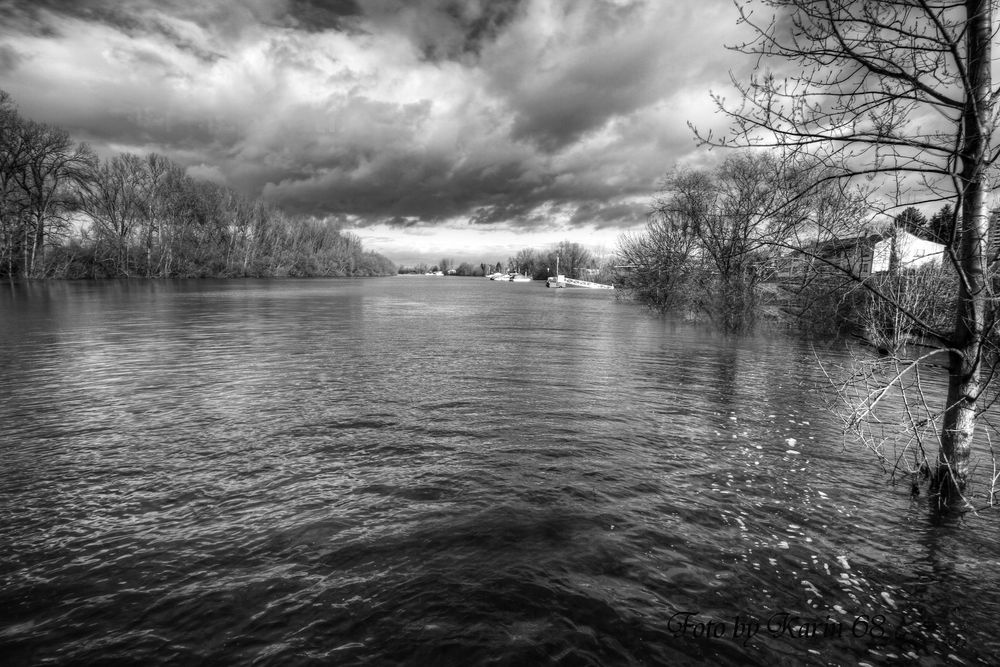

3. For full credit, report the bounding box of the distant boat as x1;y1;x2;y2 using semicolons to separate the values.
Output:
488;272;531;281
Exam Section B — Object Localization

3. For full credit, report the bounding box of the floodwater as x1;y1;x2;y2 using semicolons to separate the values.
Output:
1;277;998;665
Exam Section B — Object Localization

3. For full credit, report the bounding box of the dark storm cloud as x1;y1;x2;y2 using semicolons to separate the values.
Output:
283;0;362;32
1;0;366;56
261;137;654;233
484;2;694;151
348;0;527;62
569;201;647;230
2;0;226;61
5;0;149;34
466;202;559;230
425;0;527;60
0;0;747;247
1;0;65;37
261;150;540;223
504;52;665;151
0;44;23;72
449;0;524;57
251;0;738;227
87;110;243;153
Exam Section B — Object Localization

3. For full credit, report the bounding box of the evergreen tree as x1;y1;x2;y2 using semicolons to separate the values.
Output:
928;204;956;247
895;207;929;240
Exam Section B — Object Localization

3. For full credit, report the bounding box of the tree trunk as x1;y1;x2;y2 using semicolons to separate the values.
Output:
22;225;31;279
32;213;45;277
932;0;992;505
146;227;153;278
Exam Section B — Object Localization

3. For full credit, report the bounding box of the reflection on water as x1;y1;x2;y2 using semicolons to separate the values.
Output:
1;278;998;665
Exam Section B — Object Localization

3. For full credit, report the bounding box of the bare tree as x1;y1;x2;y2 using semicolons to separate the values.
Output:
509;248;539;277
83;153;148;276
1;88;397;281
696;0;997;505
5;113;94;279
629;152;809;330
545;241;593;279
616;206;700;313
140;153;171;277
0;90;27;285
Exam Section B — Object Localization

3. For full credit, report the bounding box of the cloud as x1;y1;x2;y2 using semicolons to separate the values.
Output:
281;0;362;33
354;0;528;62
185;162;227;185
0;0;750;260
0;43;23;71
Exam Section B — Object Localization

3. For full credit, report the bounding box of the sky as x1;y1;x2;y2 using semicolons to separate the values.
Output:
0;0;756;266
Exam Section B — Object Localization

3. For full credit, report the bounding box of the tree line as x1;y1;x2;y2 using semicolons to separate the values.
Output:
0;90;395;283
396;259;498;275
505;241;605;280
397;241;613;281
615;152;963;334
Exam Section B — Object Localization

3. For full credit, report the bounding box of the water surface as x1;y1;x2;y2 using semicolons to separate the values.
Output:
1;278;998;665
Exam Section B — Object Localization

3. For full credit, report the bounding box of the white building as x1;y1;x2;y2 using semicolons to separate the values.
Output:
774;229;946;279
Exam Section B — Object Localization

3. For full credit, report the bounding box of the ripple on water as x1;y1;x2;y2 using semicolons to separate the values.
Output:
2;279;999;665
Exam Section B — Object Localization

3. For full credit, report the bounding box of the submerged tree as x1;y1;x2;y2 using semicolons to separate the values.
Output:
84;153;149;276
696;0;998;506
624;152;809;330
508;247;540;277
616;203;701;314
0;92;95;280
0;91;23;284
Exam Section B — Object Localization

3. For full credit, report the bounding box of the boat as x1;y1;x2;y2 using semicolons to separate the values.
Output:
545;256;612;289
490;270;532;282
563;277;613;289
547;255;565;288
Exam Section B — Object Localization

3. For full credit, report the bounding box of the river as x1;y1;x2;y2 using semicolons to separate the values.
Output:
1;277;998;665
